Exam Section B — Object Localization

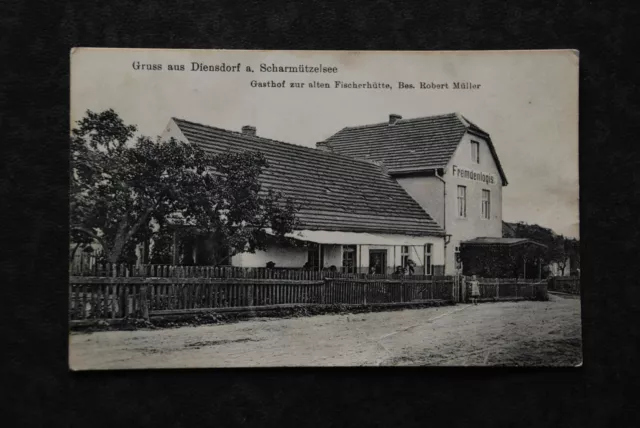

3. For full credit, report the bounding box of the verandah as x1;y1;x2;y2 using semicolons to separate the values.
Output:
71;227;443;275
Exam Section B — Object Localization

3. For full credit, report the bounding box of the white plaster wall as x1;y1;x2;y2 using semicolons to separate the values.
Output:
230;240;445;271
396;175;446;229
231;245;344;269
446;133;503;238
232;245;308;268
395;131;505;275
443;132;504;274
160;118;188;143
323;245;342;268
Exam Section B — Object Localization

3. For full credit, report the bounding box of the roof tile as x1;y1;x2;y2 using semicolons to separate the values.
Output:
324;113;507;184
324;113;466;172
173;118;445;237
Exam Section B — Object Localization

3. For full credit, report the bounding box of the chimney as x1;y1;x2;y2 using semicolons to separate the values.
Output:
389;114;402;125
241;125;256;136
316;141;333;152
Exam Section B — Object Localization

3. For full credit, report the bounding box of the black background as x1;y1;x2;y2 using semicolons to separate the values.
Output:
2;0;639;426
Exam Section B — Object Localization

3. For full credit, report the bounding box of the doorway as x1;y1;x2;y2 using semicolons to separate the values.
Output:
369;250;387;274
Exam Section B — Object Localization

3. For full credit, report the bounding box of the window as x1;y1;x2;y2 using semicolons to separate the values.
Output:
307;244;323;270
342;245;357;273
482;189;491;219
457;185;467;218
471;141;480;163
401;245;409;269
425;244;433;275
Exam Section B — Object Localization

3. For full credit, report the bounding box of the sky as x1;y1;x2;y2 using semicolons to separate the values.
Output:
71;49;579;238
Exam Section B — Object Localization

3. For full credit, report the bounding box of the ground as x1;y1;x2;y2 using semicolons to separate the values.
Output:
69;293;582;369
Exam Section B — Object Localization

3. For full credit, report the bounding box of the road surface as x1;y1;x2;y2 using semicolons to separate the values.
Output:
69;293;582;369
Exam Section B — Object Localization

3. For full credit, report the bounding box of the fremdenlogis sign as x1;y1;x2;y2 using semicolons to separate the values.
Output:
451;165;497;185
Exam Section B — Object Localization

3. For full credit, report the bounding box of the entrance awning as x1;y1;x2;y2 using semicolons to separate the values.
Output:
268;229;437;246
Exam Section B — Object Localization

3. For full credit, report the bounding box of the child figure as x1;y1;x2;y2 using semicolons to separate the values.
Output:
469;275;480;305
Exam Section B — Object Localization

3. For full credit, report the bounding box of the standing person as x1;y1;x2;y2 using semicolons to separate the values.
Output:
406;259;415;276
370;257;381;274
469;275;480;305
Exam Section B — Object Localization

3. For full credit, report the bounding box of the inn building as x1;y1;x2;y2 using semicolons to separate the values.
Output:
160;117;446;275
321;113;508;275
155;112;519;276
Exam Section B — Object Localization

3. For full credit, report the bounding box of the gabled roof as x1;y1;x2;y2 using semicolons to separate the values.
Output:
323;113;508;185
171;118;445;237
462;237;547;249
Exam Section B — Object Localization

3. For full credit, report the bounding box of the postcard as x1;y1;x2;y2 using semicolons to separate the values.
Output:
69;49;580;369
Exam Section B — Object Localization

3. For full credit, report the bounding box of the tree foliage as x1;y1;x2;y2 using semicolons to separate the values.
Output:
70;109;299;264
508;221;580;275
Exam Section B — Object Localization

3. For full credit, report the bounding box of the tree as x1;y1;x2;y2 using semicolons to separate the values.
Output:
70;109;299;264
565;237;580;274
553;237;571;276
510;221;580;276
550;237;581;276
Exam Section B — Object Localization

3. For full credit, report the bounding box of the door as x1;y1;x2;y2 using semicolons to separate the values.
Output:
342;245;357;273
369;250;387;274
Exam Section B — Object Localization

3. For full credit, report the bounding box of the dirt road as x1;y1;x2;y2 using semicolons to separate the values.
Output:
69;294;582;369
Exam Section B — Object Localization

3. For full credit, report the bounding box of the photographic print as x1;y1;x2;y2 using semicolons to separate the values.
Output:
69;49;580;369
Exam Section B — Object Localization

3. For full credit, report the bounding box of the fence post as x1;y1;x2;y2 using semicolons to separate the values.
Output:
452;276;456;302
495;278;499;300
321;279;326;304
248;283;254;307
363;281;367;305
431;277;435;300
119;282;127;318
140;283;149;320
461;276;466;303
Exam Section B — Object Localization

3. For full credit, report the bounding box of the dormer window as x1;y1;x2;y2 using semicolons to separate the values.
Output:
471;141;480;164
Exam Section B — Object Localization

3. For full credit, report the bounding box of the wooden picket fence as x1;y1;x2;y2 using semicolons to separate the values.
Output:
70;262;332;279
68;267;550;322
324;277;455;305
69;261;440;280
69;275;456;321
471;278;548;301
547;276;580;295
